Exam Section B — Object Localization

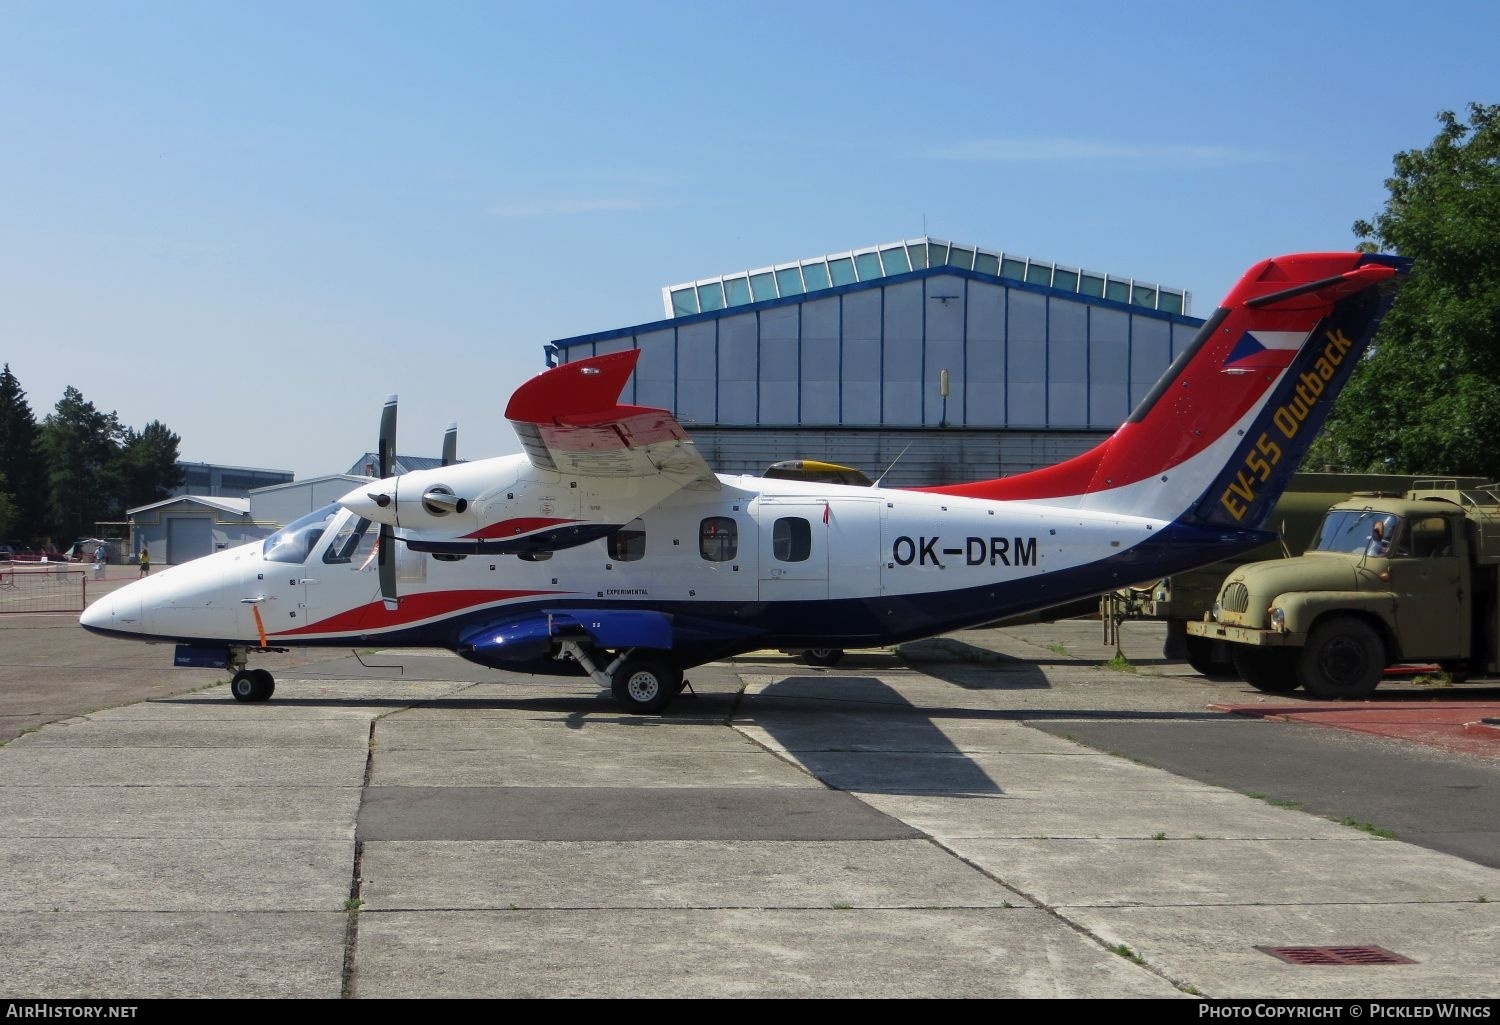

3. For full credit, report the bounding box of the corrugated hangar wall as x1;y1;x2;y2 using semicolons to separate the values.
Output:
554;265;1203;486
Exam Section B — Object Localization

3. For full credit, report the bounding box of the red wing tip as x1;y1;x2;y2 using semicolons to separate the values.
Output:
506;350;644;423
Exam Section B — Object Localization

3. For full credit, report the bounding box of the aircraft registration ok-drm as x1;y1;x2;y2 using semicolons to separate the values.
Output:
81;252;1409;712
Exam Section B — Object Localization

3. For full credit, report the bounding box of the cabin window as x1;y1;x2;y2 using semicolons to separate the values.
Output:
608;520;646;562
1410;516;1454;558
772;517;811;562
699;516;738;562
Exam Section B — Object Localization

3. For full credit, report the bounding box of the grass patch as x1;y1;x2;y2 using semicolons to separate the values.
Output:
1047;643;1068;656
1110;944;1145;965
1104;653;1137;673
343;898;363;911
1333;816;1396;839
1411;671;1453;687
1151;831;1167;841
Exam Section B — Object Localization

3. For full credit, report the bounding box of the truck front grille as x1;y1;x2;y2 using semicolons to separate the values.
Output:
1222;582;1251;614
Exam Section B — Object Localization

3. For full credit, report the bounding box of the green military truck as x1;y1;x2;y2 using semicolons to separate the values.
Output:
1186;480;1500;698
1102;473;1486;676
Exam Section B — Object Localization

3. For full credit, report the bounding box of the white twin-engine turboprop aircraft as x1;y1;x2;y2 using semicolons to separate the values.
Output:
82;252;1409;712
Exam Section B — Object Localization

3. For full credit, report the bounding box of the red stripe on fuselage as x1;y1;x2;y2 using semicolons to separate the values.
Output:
461;517;578;540
272;589;561;637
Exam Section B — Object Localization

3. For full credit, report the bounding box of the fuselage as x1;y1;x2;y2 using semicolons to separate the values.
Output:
79;456;1262;670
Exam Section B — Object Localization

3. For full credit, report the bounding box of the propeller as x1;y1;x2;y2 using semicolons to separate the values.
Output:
442;421;458;467
378;394;399;610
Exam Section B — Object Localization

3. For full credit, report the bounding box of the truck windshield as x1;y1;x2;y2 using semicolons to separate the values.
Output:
1309;510;1403;556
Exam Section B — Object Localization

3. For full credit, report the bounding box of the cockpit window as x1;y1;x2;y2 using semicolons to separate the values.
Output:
323;515;375;566
263;504;340;565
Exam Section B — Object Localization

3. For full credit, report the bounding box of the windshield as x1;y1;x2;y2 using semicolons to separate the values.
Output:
1309;509;1403;556
262;504;342;565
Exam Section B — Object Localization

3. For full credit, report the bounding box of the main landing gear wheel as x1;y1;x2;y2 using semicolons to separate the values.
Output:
800;648;845;667
1231;647;1300;694
1298;616;1383;700
230;668;275;702
610;657;682;714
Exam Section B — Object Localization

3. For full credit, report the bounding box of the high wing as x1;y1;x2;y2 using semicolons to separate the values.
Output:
505;349;718;487
339;349;718;557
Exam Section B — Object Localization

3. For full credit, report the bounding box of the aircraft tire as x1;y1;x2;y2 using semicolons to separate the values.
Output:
611;657;681;714
800;648;844;667
1230;647;1300;694
230;668;275;702
1298;617;1383;700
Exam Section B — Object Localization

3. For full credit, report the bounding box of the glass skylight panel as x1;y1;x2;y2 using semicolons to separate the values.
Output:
906;243;928;269
697;282;726;312
750;272;778;300
854;252;883;280
1053;268;1079;292
828;257;856;285
1105;279;1130;303
1080;273;1104;297
1131;285;1158;308
947;247;974;269
880;247;910;273
775;267;805;296
1001;257;1026;280
671;288;700;316
801;261;830;290
1158;290;1184;315
974;252;999;276
1025;262;1052;286
928;242;949;265
724;276;752;306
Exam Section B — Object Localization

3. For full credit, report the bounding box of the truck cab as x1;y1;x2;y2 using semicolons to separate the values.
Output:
1187;483;1500;698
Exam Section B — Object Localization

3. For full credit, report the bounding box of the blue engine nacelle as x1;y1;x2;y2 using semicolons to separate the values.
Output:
456;608;674;671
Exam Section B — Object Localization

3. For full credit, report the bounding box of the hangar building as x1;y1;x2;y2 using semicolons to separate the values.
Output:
549;237;1204;487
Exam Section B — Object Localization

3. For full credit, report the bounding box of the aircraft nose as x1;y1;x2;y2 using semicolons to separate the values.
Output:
339;481;398;525
80;589;144;634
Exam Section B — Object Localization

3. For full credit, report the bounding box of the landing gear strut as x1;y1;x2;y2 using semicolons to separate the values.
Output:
557;640;683;714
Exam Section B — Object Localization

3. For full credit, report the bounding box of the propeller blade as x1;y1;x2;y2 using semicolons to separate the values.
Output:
378;524;397;610
378;394;398;480
442;421;458;467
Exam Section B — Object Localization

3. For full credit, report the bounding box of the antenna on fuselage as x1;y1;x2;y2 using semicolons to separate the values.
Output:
873;441;915;488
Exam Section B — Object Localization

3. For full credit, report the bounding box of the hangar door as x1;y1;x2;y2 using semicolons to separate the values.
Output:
167;516;214;564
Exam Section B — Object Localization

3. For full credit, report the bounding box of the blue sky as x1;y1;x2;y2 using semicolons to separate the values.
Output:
2;1;1495;478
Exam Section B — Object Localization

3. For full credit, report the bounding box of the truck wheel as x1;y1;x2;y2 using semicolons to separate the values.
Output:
1298;617;1384;700
1230;648;1300;693
1184;636;1235;678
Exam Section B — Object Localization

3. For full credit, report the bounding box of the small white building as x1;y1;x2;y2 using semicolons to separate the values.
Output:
127;495;268;566
128;472;378;566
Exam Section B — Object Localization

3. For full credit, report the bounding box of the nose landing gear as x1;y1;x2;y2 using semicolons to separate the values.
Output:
230;668;276;702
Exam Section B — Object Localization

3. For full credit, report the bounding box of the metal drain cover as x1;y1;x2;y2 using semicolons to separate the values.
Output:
1256;945;1416;966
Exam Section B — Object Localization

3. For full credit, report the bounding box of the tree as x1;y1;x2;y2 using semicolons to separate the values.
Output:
1310;103;1500;476
0;473;16;539
38;387;123;542
115;420;184;511
0;365;44;538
